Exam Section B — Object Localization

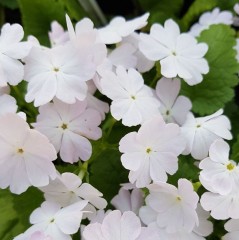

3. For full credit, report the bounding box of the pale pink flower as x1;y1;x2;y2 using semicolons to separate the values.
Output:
33;99;102;163
98;13;149;44
24;44;95;106
181;109;232;160
155;77;192;125
24;201;88;240
189;8;233;37
0;113;57;194
14;230;53;240
119;116;185;187
144;179;199;233
200;188;239;220
83;210;160;240
40;172;107;213
101;66;160;127
199;139;239;195
0;23;32;86
139;19;209;85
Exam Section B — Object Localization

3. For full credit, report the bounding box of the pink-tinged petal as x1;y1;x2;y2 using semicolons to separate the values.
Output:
129;159;151;188
203;115;232;140
111;188;131;212
0;54;24;85
160;56;178;78
101;210;121;239
55;200;88;234
56;75;88;103
139;33;169;60
0;94;17;116
139;206;157;225
83;222;105;240
208;139;230;163
120;211;141;240
171;96;192;125
121;152;144;171
25;153;57;187
119;132;141;153
76;183;107;209
156;77;180;108
200;192;230;220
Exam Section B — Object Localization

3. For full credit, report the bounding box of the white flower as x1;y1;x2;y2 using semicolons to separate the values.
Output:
155;77;192;125
18;201;88;240
40;172;107;213
48;21;69;47
83;210;160;240
14;230;53;240
139;19;209;85
223;219;239;240
143;179;199;233
0;113;57;194
101;66;160;127
200;188;239;220
189;8;233;37
181;109;232;160
119;116;185;187
111;187;144;214
199;139;239;195
33;99;102;163
0;23;32;86
98;13;149;44
24;44;95;106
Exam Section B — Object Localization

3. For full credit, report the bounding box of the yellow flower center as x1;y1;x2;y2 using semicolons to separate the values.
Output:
61;123;68;130
146;148;152;154
227;162;235;171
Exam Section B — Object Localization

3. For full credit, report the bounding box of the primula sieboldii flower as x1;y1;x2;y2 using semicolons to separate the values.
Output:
155;77;192;125
48;21;69;47
15;231;53;240
101;66;160;127
223;219;239;240
0;23;32;86
33;99;102;163
199;139;239;195
119;116;185;187
24;44;95;107
111;186;144;215
83;210;160;240
139;19;209;85
143;179;199;233
181;109;232;160
40;172;107;213
98;13;149;44
189;8;233;37
0;113;57;194
16;200;88;240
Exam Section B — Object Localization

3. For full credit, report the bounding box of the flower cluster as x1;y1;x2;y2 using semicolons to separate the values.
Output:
0;3;239;240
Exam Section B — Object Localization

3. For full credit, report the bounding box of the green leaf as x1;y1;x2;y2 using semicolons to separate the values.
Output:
138;0;183;26
0;187;43;239
0;0;18;9
181;24;239;115
89;148;128;203
180;0;217;31
18;0;88;46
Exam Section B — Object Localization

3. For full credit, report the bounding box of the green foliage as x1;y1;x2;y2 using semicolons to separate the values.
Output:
18;0;87;45
181;24;239;116
0;0;18;9
89;148;128;203
180;0;217;31
138;0;183;26
231;134;239;162
0;188;44;239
